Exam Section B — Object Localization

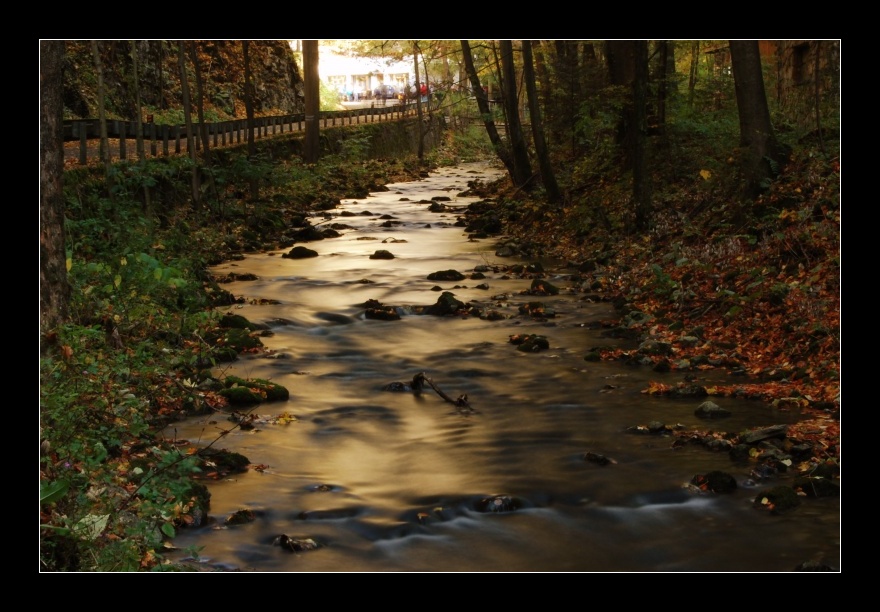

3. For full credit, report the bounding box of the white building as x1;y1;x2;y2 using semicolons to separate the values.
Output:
290;40;416;101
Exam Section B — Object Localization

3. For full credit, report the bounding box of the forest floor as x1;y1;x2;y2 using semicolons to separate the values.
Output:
466;142;840;467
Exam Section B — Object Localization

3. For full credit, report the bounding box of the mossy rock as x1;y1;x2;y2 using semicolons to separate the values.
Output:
219;313;259;330
219;386;263;405
213;347;239;363
198;448;251;473
220;328;264;352
793;476;839;498
692;470;737;493
223;375;290;403
225;509;257;526
753;485;801;514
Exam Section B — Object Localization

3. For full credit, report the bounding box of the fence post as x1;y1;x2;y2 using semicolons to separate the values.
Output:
119;122;127;160
78;122;88;165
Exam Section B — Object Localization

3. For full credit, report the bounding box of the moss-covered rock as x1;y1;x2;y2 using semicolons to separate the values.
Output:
219;328;264;352
219;313;259;330
793;476;839;498
197;448;251;474
753;485;801;514
221;375;290;405
219;385;263;405
692;470;738;493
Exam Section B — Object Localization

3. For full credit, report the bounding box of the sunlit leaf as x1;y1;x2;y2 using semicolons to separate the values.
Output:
74;514;109;540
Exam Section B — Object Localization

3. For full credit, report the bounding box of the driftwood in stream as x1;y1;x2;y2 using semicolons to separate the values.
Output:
413;372;472;411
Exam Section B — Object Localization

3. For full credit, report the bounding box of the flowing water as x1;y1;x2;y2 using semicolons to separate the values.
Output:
165;161;840;573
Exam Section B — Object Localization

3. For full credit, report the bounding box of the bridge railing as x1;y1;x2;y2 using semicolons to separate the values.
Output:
63;102;422;165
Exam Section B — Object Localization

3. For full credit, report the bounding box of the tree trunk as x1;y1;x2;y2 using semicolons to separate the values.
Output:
654;41;669;132
522;40;560;203
189;41;211;163
177;42;199;208
130;41;152;221
729;40;788;198
158;41;167;110
91;41;111;178
688;41;699;107
242;40;258;200
413;41;425;161
813;41;826;157
302;40;320;164
460;40;514;179
604;40;637;169
40;40;69;341
500;40;532;189
633;40;652;232
532;41;552;134
553;40;581;151
131;41;145;162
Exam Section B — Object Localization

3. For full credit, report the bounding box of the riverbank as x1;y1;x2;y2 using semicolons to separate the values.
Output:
475;148;840;465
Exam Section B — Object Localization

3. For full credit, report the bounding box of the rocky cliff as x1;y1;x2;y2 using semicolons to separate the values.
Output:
61;40;305;121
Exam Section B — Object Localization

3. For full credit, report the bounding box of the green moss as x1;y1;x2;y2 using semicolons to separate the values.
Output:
219;386;262;405
223;376;290;403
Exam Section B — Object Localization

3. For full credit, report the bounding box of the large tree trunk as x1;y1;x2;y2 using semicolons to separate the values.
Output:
242;40;258;200
40;40;69;341
178;43;199;208
189;41;211;163
91;41;111;178
632;41;652;232
302;40;320;164
688;41;700;107
499;40;532;189
654;41;669;133
729;40;788;198
604;40;637;169
532;41;552;130
553;40;581;151
460;40;515;179
130;41;153;221
522;40;560;203
131;41;145;162
413;40;425;161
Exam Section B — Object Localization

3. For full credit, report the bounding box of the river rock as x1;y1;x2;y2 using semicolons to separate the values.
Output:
694;401;731;419
424;291;466;315
283;246;319;259
427;269;465;281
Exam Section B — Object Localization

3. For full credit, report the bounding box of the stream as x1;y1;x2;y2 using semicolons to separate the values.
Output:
165;161;840;572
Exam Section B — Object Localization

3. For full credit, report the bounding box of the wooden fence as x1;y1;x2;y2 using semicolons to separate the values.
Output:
63;102;420;165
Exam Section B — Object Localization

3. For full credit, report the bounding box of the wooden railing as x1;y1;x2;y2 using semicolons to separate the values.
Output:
63;101;421;165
